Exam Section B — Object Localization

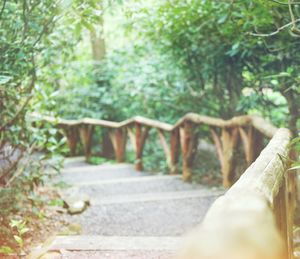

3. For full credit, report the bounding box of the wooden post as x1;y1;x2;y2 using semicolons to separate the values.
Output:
274;180;289;259
287;175;296;259
252;128;264;159
180;121;198;181
210;127;224;170
102;130;114;159
170;128;180;174
157;128;171;163
239;126;264;166
210;126;238;187
239;126;253;166
134;123;149;171
156;128;180;174
275;143;295;259
221;127;239;188
109;128;127;163
284;152;295;259
79;124;94;160
63;126;79;156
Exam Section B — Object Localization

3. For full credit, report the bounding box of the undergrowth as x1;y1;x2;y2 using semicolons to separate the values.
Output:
0;153;63;256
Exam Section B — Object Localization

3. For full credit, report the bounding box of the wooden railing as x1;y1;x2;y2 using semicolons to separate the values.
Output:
32;113;281;188
178;129;296;259
32;113;296;258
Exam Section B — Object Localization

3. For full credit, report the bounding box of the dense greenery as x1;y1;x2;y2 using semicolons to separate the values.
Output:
50;0;300;129
0;0;58;149
1;1;299;167
1;0;300;252
50;0;300;171
0;0;105;253
127;0;300;129
2;0;299;174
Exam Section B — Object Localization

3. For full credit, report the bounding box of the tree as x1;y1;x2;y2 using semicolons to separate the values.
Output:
127;1;267;118
245;0;300;136
127;0;299;133
0;0;59;180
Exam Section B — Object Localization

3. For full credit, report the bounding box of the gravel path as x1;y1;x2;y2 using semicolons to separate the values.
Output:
46;157;223;258
64;197;217;236
45;250;175;259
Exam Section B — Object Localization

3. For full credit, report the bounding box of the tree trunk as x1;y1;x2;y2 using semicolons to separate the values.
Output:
224;59;243;118
282;89;299;137
90;16;106;62
89;13;113;158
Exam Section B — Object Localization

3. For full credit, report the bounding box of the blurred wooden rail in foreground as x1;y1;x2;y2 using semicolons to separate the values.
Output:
31;113;296;258
179;128;295;259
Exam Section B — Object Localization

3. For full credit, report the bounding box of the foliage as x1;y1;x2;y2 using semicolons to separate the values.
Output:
46;0;300;173
9;219;29;250
56;44;192;121
0;0;59;148
1;2;300;250
0;0;108;250
141;131;169;173
126;0;300;130
126;0;265;117
289;136;300;171
87;156;115;165
0;0;112;150
0;152;61;254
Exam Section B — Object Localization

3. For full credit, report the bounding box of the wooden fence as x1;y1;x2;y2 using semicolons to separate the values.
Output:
32;113;296;258
178;128;296;259
32;113;281;187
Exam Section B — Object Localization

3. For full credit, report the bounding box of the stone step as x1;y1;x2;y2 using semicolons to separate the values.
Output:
61;164;147;183
41;250;175;259
91;190;223;205
68;174;222;200
62;196;218;236
73;174;182;186
48;236;182;251
75;176;217;198
62;163;135;174
50;162;221;255
63;156;87;168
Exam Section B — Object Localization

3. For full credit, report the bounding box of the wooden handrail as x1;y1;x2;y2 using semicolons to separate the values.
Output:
30;112;276;136
178;128;294;259
29;112;282;185
31;112;296;258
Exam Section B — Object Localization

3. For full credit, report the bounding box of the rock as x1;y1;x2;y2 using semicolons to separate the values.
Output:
47;205;66;214
58;188;90;215
68;200;86;215
80;193;91;205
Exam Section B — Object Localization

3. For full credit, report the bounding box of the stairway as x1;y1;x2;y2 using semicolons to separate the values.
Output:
43;157;223;259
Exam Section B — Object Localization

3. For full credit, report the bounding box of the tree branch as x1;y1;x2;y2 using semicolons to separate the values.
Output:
267;0;300;4
0;0;6;19
22;0;29;43
0;56;36;132
248;18;300;36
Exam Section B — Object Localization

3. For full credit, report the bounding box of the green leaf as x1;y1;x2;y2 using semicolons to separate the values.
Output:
218;14;227;24
19;227;30;235
0;246;14;255
0;75;12;84
14;235;23;245
9;219;22;228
